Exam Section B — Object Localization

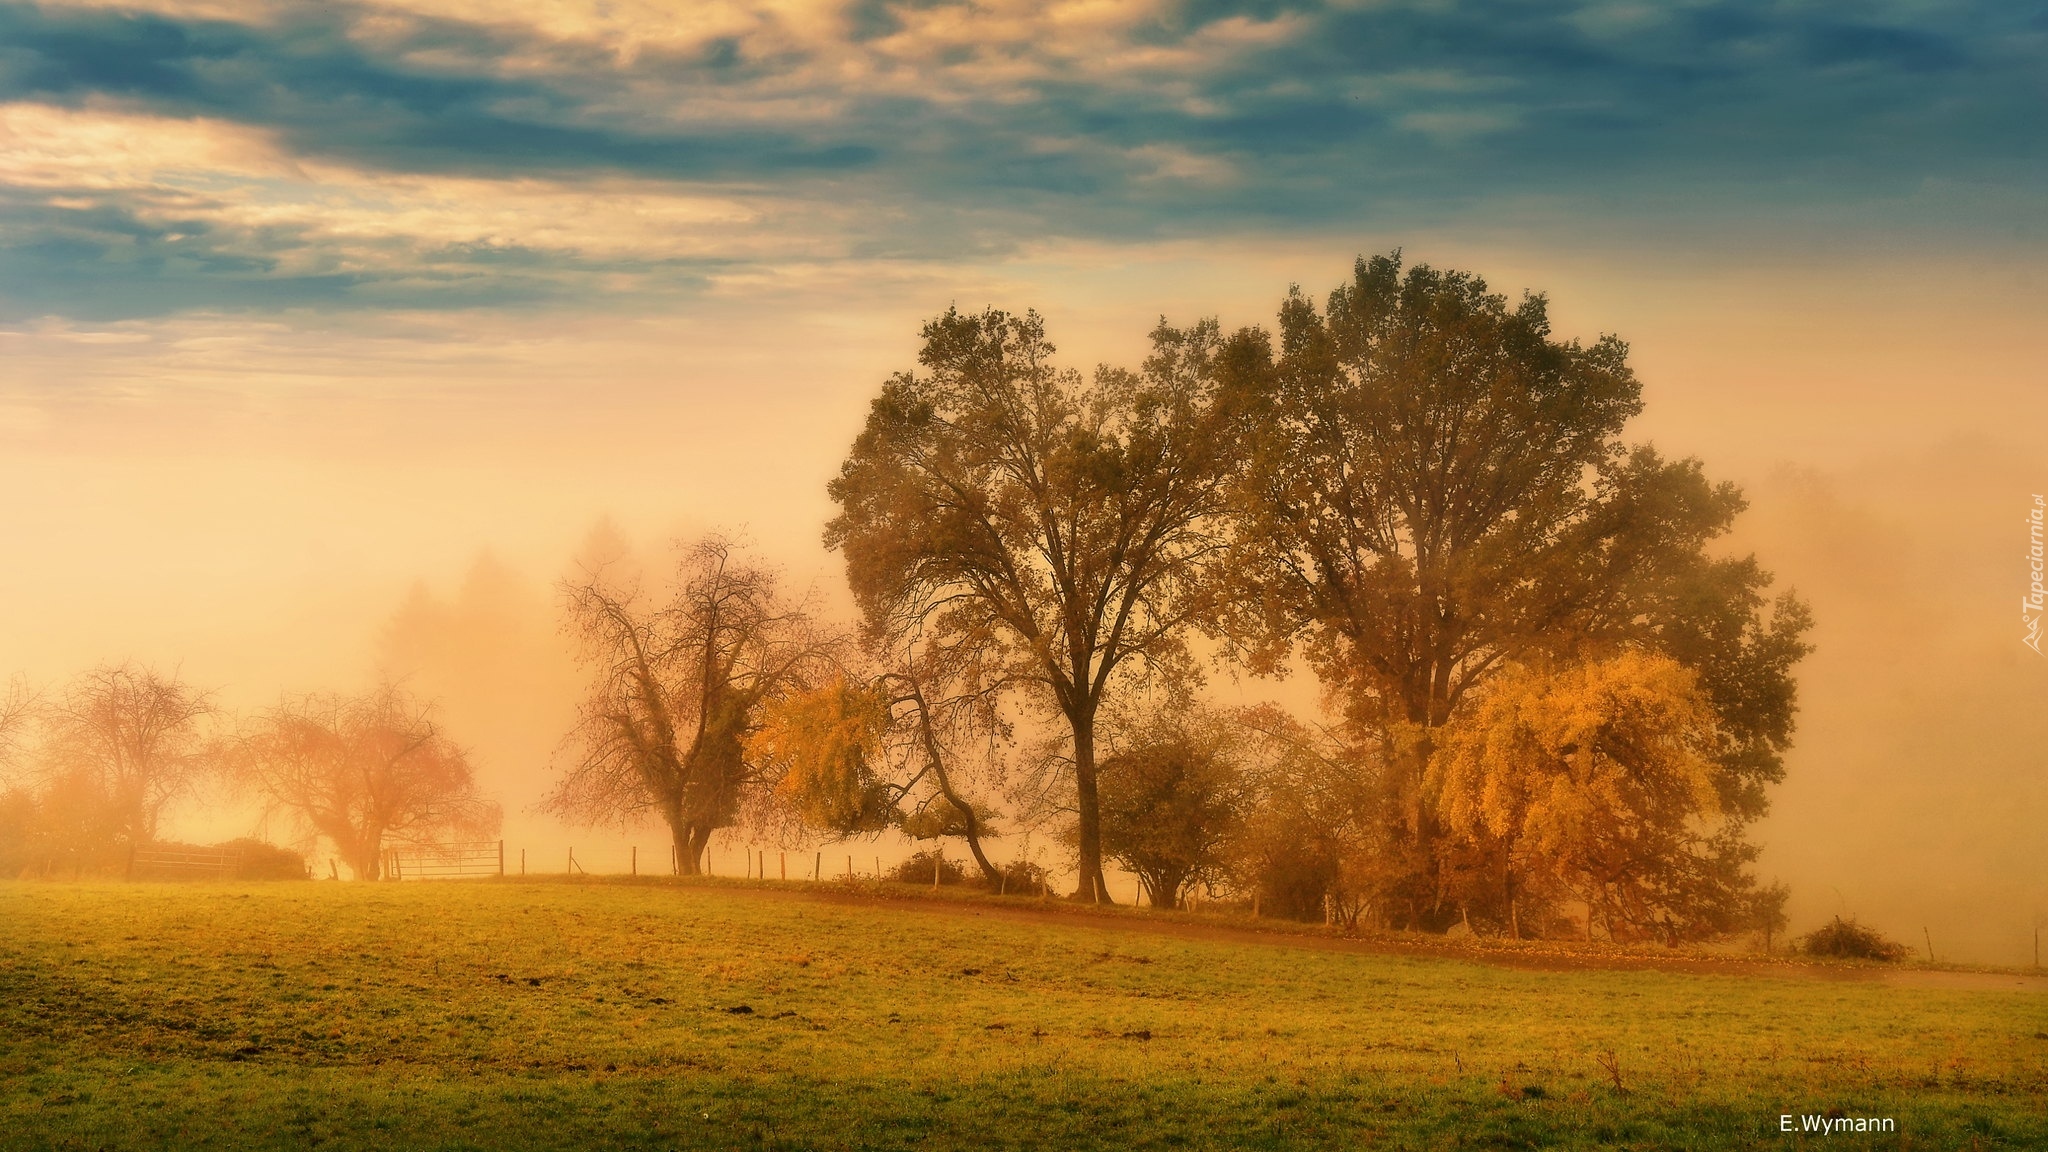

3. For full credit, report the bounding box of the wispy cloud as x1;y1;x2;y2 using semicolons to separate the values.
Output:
1;0;2039;317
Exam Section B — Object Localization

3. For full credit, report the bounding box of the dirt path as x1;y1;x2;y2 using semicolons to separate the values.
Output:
668;879;2048;993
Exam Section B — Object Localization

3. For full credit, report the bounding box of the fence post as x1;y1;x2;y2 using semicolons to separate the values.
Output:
846;854;852;879
780;852;786;881
498;840;505;877
814;851;821;881
568;847;575;875
632;845;637;877
933;844;941;889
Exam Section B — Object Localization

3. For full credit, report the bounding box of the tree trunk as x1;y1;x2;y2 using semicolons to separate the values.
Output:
683;824;714;876
1503;844;1520;939
1070;720;1112;903
909;687;1002;886
660;799;702;876
346;838;381;882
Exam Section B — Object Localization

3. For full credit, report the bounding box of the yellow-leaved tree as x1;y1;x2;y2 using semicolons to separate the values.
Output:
750;674;895;837
1432;651;1723;942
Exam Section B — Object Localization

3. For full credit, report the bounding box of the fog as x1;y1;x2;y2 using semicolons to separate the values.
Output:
1737;443;2048;966
62;436;2036;962
4;252;2041;959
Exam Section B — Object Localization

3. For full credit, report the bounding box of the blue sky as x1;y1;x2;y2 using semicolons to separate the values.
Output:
3;0;2040;317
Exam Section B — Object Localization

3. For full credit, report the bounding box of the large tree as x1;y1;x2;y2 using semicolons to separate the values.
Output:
235;685;499;880
1222;253;1811;930
548;534;838;874
826;308;1238;901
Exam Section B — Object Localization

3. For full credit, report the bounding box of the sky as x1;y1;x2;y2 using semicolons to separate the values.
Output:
1;0;2044;959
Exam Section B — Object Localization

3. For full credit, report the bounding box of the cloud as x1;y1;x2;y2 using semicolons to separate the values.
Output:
0;0;2041;317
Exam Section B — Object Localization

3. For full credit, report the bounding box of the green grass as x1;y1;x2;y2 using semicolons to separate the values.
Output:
2;879;2043;1150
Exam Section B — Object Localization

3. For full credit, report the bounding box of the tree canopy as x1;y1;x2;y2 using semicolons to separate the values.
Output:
1096;704;1250;910
1432;652;1725;941
826;308;1239;901
1216;253;1811;931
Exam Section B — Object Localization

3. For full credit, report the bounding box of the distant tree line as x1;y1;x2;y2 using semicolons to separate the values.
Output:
0;665;497;880
2;252;1811;946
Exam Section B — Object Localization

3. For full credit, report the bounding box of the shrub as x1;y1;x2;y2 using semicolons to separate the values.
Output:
888;849;967;886
217;838;309;880
1245;848;1341;923
990;858;1051;896
1799;916;1909;962
128;839;308;881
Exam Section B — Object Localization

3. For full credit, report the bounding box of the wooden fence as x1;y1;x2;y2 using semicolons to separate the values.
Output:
386;840;504;880
127;843;244;881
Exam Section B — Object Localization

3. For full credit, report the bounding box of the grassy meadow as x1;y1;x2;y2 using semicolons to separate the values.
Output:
2;878;2044;1151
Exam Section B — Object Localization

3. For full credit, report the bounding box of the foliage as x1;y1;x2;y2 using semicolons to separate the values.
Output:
1096;703;1250;909
826;308;1239;901
750;651;1010;884
751;675;895;836
885;848;968;886
2;882;2037;1152
1432;653;1727;942
1225;705;1375;924
233;685;499;881
1800;916;1911;962
992;855;1052;896
897;803;994;841
215;838;310;881
131;838;309;881
1747;879;1792;950
548;534;838;874
1218;253;1812;930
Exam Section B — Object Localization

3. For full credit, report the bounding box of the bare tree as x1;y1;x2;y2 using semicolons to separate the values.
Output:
0;675;36;778
548;534;838;874
36;663;213;846
876;661;1007;885
235;685;499;880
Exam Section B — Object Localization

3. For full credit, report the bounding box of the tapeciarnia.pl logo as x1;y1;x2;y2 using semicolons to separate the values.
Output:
2026;494;2045;655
